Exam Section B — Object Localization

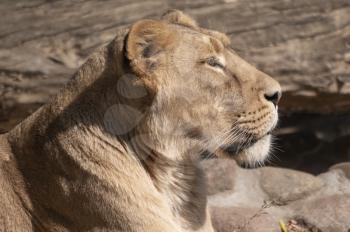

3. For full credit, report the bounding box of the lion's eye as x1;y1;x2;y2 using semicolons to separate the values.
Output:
206;57;224;69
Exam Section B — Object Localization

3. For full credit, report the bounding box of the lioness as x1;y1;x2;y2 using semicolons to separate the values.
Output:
0;10;281;232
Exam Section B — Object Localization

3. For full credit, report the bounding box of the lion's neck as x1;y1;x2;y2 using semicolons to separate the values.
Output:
128;132;208;228
152;157;207;228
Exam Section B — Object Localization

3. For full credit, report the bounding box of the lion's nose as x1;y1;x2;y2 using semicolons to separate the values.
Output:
264;90;281;107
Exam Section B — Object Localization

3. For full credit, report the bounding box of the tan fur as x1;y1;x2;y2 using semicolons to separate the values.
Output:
0;10;281;231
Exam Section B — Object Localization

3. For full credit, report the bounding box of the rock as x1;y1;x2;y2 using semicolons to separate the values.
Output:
329;162;350;180
291;194;350;232
316;169;350;196
210;206;279;232
201;159;237;195
259;167;323;203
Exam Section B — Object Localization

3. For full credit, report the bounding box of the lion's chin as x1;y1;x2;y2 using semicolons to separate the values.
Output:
232;134;271;167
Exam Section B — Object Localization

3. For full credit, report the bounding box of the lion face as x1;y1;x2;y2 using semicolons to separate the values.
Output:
126;10;281;166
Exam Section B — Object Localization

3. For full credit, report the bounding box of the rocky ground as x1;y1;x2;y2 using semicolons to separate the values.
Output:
203;159;350;232
1;0;350;231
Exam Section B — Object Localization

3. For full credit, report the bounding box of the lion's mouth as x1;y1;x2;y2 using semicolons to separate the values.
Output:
200;137;258;159
200;130;273;162
220;131;272;156
221;140;256;155
220;131;271;158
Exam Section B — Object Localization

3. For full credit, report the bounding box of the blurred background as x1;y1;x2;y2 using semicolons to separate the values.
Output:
1;0;350;174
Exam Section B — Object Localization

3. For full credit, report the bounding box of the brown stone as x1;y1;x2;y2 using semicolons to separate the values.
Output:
291;194;350;232
259;167;323;203
210;206;279;232
330;162;350;180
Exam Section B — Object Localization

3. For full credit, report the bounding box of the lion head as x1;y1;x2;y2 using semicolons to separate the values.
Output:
109;10;281;167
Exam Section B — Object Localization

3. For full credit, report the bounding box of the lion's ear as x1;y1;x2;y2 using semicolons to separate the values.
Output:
161;9;198;29
200;29;231;47
126;19;174;75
